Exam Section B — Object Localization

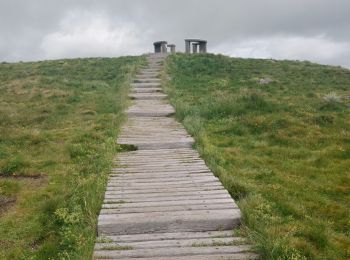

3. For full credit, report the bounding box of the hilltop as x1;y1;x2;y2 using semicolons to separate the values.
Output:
0;54;349;259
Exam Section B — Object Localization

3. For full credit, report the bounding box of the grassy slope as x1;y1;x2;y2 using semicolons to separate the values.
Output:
164;54;350;259
0;56;144;259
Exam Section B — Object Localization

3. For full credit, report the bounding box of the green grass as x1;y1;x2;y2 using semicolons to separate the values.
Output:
164;53;350;260
0;56;145;259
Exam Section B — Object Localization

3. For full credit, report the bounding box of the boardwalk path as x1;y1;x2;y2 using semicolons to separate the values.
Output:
93;54;256;259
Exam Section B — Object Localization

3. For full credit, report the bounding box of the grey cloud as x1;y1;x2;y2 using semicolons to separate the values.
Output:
0;0;349;67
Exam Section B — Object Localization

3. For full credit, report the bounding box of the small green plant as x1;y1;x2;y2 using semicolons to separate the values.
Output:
323;91;341;103
0;180;20;196
320;91;346;110
192;239;247;247
103;200;127;204
0;156;27;176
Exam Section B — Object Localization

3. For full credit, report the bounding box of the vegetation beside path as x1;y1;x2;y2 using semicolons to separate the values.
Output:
164;54;350;259
0;56;144;258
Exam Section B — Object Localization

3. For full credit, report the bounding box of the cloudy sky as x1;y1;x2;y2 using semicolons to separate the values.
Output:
1;0;350;67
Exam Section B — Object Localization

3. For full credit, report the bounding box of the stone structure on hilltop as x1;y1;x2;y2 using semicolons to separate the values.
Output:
153;39;207;54
185;39;207;53
153;41;168;53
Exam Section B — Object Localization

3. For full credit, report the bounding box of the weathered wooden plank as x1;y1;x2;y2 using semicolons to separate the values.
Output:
105;186;225;195
105;189;228;198
104;194;230;203
131;87;162;93
93;245;251;259
100;203;237;214
106;180;222;189
95;253;258;260
133;78;161;83
108;173;215;181
98;209;241;235
102;198;235;209
107;176;219;185
130;93;167;100
94;236;246;250
96;230;236;242
131;83;161;88
106;183;224;190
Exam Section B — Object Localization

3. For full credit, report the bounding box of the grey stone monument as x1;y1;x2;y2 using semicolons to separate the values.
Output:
154;41;168;53
185;39;207;54
167;44;176;53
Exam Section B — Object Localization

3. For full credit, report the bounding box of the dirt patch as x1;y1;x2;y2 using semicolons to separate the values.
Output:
0;174;47;216
0;196;16;215
0;173;44;179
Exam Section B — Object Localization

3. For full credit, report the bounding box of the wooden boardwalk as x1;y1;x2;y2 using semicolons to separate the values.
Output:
94;54;256;259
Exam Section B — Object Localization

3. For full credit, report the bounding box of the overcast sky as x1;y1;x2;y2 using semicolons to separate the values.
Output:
1;0;350;68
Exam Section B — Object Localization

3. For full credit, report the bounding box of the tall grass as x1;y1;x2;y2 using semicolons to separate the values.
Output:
164;53;350;259
0;56;145;259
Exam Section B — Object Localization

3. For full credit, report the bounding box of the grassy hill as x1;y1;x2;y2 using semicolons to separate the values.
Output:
0;56;144;258
1;54;349;259
164;54;350;259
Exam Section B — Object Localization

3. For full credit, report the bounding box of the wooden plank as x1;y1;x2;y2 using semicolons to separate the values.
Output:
102;198;235;209
95;253;258;260
104;194;230;203
131;83;161;88
100;203;237;214
98;209;241;235
94;236;246;250
96;230;236;243
104;189;230;198
93;245;251;259
105;186;226;195
96;230;236;242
